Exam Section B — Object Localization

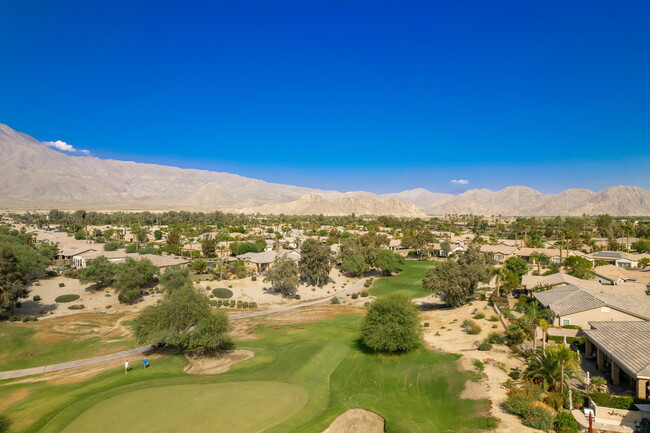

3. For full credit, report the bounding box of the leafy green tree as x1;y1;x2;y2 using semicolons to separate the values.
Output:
153;229;163;241
504;256;528;282
201;234;216;257
563;256;594;279
159;268;193;293
632;239;650;254
375;249;405;275
299;239;332;287
113;258;158;303
360;294;422;352
192;259;208;274
165;228;182;247
131;285;231;350
78;256;115;288
492;266;519;296
529;251;549;274
264;256;299;297
231;241;262;256
342;254;370;277
423;244;493;307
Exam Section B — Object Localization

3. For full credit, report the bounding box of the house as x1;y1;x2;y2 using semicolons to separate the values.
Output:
532;284;650;328
480;245;517;263
236;250;301;274
584;321;650;399
515;247;579;265
387;239;402;251
583;251;650;268
72;250;189;270
54;247;95;266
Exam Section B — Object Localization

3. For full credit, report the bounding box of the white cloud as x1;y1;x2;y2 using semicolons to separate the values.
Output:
43;140;90;155
450;179;469;185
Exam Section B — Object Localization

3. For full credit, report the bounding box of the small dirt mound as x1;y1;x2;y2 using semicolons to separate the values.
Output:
322;409;385;433
183;350;254;375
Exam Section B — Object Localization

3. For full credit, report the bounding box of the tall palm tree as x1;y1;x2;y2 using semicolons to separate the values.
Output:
530;252;549;274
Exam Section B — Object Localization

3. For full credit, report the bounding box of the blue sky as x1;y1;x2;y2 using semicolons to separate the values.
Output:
1;1;649;194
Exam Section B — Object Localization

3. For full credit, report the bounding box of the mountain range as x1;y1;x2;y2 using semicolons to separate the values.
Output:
1;123;649;216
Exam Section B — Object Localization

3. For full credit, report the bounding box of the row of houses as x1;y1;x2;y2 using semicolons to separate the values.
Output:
527;276;650;399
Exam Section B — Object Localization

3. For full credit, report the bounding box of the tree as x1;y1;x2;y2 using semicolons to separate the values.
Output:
529;252;549;274
113;258;158;303
299;239;332;287
423;244;493;307
523;344;581;396
342;254;370;277
492;266;519;296
201;234;216;257
264;256;299;297
131;285;231;351
191;259;207;274
563;256;594;279
360;294;422;352
632;239;650;254
504;256;528;282
166;228;182;246
78;256;115;288
159;268;193;293
230;241;262;256
374;250;405;275
153;229;163;241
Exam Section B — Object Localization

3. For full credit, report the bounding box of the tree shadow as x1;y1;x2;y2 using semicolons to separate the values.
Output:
352;337;412;357
0;414;11;433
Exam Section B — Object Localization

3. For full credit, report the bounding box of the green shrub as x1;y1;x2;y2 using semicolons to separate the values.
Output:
68;304;85;310
544;391;564;410
249;301;257;308
485;331;506;344
360;290;369;297
55;294;80;303
364;278;373;288
229;300;236;307
522;401;555;432
474;312;485;320
351;293;359;299
478;342;492;351
33;295;42;302
554;411;579;433
243;301;249;308
473;360;484;371
423;322;430;327
212;288;234;298
508;371;520;380
58;282;65;287
589;392;650;410
502;309;515;320
294;294;301;300
118;289;141;304
331;296;341;304
488;315;499;322
251;276;257;281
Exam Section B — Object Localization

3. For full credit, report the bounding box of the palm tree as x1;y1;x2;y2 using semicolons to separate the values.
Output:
524;345;581;396
587;376;607;394
529;252;549;274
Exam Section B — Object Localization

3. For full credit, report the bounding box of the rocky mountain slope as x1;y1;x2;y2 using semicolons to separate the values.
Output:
1;123;649;216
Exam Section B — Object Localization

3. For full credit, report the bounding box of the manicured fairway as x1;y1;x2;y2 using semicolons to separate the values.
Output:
60;381;308;433
3;313;494;433
368;260;436;299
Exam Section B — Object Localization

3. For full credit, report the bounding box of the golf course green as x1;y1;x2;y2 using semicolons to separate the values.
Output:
60;382;308;433
369;259;436;298
2;313;495;433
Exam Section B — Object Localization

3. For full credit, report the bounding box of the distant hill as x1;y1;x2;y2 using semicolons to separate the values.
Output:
1;123;649;216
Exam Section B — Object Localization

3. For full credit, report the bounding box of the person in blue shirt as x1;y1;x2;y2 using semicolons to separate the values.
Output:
143;358;149;369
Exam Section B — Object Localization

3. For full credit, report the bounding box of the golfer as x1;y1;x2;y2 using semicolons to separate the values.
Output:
124;360;129;373
143;358;149;369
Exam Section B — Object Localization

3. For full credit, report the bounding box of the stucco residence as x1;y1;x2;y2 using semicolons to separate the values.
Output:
533;284;650;328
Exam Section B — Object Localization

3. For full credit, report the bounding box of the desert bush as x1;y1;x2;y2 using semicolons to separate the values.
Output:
473;360;485;371
509;371;521;380
478;342;492;351
462;320;482;334
544;391;564;410
474;312;485;320
485;331;505;344
251;276;257;281
522;401;555;432
351;293;359;299
294;294;301;300
363;278;373;288
360;290;369;297
488;315;499;322
33;295;42;302
423;322;430;327
55;294;80;303
331;296;340;305
554;411;579;433
68;304;85;310
118;289;141;304
243;301;249;308
229;300;236;307
212;288;233;299
58;282;65;287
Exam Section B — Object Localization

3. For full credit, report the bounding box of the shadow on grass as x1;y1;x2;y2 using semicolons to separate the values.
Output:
352;337;419;357
0;415;10;433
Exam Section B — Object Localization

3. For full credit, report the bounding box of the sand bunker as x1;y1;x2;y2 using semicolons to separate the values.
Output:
322;409;385;433
183;350;254;375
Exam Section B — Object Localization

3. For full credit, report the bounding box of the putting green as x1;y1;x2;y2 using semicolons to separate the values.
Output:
60;381;308;433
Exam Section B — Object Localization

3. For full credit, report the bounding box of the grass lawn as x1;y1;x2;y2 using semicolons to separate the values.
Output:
368;260;436;299
0;317;136;371
1;313;494;433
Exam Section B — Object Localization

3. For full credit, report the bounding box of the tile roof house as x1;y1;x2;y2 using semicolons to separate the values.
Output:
584;321;650;398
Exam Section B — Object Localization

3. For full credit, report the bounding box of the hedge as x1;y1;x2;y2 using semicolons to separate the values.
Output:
590;392;650;410
55;294;80;303
68;304;85;310
212;288;234;299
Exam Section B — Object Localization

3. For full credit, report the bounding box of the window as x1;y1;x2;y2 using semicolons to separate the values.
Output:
561;319;571;326
601;307;610;313
552;258;561;264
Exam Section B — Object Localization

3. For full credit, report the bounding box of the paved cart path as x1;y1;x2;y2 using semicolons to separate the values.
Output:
0;280;364;381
